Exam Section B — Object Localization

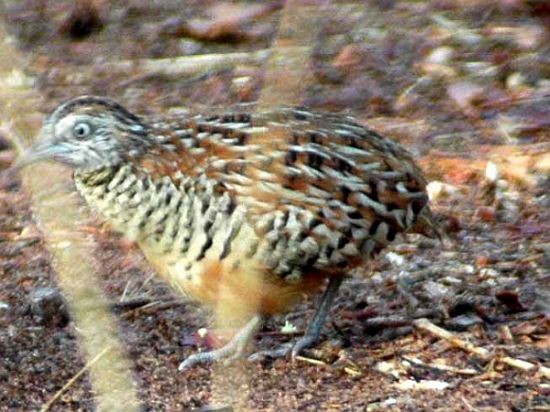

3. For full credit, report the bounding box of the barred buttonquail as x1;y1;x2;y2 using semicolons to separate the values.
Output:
18;96;438;369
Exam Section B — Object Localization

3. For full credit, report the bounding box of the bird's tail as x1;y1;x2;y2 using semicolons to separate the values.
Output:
410;206;444;240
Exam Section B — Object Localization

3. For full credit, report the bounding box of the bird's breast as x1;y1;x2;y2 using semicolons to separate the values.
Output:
74;166;326;313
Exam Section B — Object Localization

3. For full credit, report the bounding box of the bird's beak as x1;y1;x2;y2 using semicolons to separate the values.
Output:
13;140;69;171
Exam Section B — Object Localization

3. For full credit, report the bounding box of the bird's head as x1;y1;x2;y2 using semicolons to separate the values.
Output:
16;96;153;172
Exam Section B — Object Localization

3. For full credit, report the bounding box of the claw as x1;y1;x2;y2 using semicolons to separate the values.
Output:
178;315;262;371
291;334;318;359
248;342;293;362
178;344;241;371
180;277;343;369
247;334;324;363
248;277;344;364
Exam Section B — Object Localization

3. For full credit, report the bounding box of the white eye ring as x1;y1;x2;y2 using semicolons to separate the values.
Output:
73;122;91;139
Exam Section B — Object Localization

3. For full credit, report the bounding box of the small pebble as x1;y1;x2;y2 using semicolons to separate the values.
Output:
0;301;10;315
0;150;16;169
395;379;450;391
385;251;405;266
479;267;499;278
425;46;454;65
485;161;500;182
476;255;491;267
442;276;462;285
477;206;496;222
0;134;12;151
422;281;450;299
58;0;103;39
427;181;461;201
446;314;483;331
496;288;536;313
505;72;526;90
177;39;202;55
29;287;69;326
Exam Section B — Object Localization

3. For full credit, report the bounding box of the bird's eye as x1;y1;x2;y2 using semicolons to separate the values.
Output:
73;122;91;139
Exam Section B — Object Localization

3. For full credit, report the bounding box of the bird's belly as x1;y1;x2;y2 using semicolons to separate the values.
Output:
141;223;326;315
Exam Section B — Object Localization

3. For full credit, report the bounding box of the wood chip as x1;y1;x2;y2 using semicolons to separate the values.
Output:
413;318;550;379
402;355;478;376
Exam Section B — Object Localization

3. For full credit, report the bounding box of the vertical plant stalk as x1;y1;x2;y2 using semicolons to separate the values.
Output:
0;24;140;412
211;0;332;408
257;0;330;110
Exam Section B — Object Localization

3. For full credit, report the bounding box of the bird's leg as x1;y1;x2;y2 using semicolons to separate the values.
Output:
178;315;262;371
291;276;343;358
250;276;344;361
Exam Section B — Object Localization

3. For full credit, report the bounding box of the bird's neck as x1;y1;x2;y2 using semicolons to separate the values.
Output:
74;165;120;187
73;164;158;240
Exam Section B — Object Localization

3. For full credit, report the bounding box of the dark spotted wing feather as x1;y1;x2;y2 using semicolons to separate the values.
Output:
133;107;435;278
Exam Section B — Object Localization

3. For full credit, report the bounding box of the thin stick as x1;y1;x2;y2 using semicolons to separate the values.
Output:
413;318;550;379
0;22;141;412
294;355;329;367
104;49;272;77
402;355;479;376
40;346;112;412
51;50;272;85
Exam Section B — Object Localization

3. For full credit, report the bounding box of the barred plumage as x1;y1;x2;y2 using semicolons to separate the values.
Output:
18;95;438;368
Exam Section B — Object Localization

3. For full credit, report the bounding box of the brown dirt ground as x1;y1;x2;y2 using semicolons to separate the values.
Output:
0;1;548;411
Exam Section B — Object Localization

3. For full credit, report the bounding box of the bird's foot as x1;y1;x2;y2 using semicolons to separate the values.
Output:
248;342;292;362
178;316;262;371
248;332;322;362
291;333;320;358
178;341;246;371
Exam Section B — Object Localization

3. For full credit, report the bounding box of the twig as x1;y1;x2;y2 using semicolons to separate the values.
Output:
402;355;479;376
413;318;550;379
344;366;363;377
414;318;490;358
361;315;412;329
41;346;112;412
120;280;132;302
460;396;478;412
396;281;420;309
103;49;272;77
113;298;190;315
340;356;364;377
294;355;329;367
51;49;273;85
257;329;303;338
111;296;153;311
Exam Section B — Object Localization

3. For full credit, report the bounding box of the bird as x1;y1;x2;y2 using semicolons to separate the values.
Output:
16;95;438;370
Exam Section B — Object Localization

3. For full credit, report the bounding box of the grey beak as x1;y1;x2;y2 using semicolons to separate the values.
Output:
13;140;69;171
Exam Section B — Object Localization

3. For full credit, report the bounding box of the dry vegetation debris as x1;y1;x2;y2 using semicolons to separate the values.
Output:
0;0;548;410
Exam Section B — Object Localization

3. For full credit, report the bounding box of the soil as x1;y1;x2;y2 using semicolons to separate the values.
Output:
0;1;548;411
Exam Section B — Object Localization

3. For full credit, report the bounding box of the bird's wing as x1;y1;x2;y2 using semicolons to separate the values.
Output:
136;108;437;272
